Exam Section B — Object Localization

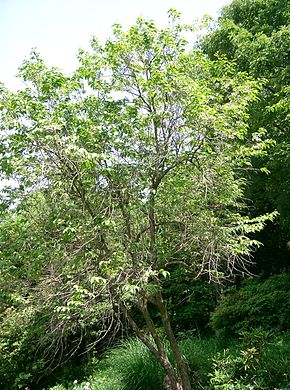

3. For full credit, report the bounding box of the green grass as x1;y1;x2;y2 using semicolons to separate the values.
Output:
48;338;163;390
93;338;164;390
178;335;235;385
259;333;290;388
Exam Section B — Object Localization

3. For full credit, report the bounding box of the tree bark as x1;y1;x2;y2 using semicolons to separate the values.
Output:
155;291;192;390
119;297;187;390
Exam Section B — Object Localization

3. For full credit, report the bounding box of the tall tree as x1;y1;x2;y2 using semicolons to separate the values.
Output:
0;11;274;389
202;0;290;273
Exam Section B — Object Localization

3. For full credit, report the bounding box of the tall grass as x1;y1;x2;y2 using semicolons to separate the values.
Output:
257;333;290;388
95;338;164;390
178;335;235;385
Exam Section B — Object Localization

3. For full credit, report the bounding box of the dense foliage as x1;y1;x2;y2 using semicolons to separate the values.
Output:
211;272;290;336
163;272;218;334
202;0;290;273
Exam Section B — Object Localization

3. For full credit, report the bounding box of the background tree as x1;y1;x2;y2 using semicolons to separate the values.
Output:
0;11;275;389
201;0;290;274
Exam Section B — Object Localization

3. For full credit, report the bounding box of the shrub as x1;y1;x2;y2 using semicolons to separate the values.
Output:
0;303;90;390
178;336;233;386
208;330;290;389
211;272;290;336
47;333;290;390
0;304;46;390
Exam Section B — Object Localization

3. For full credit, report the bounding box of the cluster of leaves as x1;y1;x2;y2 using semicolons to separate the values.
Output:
0;304;45;389
0;192;120;389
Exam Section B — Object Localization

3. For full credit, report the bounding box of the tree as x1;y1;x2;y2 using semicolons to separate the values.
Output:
201;0;290;273
0;11;274;389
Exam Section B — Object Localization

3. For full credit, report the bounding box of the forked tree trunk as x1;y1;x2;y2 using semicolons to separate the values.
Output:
139;296;188;390
154;291;192;390
120;293;192;390
119;295;192;390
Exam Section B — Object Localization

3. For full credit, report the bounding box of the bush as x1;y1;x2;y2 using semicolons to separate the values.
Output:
178;336;233;387
0;304;46;390
48;337;224;390
47;332;290;390
208;330;290;389
211;272;290;336
0;303;91;390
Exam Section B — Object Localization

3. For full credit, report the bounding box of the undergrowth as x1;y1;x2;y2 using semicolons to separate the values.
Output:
48;332;290;390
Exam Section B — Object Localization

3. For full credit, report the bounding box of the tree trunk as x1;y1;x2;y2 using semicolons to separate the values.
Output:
119;297;189;390
138;292;193;390
155;291;192;390
138;296;185;389
160;356;183;390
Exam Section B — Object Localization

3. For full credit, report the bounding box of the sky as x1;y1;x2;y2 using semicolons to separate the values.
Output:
0;0;231;90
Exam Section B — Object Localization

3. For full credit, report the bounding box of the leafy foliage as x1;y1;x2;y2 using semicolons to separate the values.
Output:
202;0;290;273
0;304;44;389
208;330;290;389
47;333;290;390
163;271;218;334
211;272;290;336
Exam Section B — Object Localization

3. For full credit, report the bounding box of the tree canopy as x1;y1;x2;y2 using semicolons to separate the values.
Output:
0;8;281;390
